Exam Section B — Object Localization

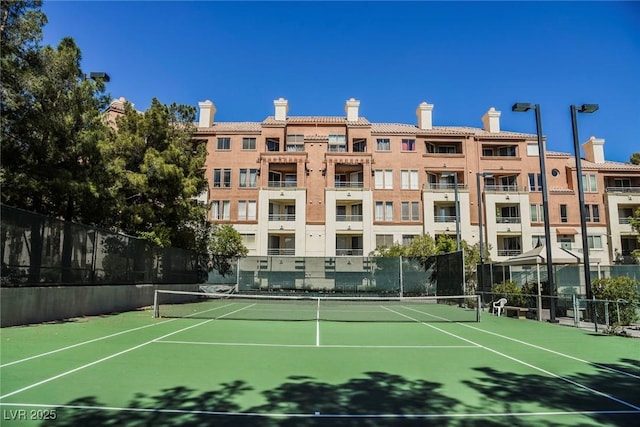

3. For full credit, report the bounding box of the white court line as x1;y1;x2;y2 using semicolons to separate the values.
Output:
0;304;256;401
459;322;640;380
0;402;637;420
0;301;239;368
387;305;640;412
155;340;478;349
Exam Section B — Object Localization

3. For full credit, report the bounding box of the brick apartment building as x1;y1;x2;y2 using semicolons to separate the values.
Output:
110;97;640;265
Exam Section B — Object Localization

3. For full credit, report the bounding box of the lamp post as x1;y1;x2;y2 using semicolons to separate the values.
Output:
441;173;461;251
570;104;598;301
512;103;557;322
476;172;493;293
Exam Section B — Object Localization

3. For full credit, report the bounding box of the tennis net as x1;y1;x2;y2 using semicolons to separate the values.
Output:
153;290;481;322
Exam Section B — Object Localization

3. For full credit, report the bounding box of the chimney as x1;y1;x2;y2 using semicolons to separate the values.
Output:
416;102;434;130
345;98;360;122
482;107;501;133
583;136;605;163
274;97;288;121
198;100;216;127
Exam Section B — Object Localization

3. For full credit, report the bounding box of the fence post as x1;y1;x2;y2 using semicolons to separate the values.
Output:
572;294;579;328
399;256;404;297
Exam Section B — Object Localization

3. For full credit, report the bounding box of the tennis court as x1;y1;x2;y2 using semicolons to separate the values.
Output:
1;292;639;426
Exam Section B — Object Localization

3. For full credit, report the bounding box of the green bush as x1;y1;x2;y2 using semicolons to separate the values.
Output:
492;280;527;307
592;276;640;326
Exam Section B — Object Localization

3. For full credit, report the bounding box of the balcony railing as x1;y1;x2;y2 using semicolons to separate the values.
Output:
618;217;632;224
496;217;521;224
268;180;298;188
267;248;295;256
497;249;522;257
484;184;520;192
336;215;363;222
606;186;640;193
336;249;364;256
427;183;469;190
334;181;364;188
269;214;296;221
434;216;456;223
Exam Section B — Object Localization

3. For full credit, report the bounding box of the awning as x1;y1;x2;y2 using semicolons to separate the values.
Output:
556;227;578;235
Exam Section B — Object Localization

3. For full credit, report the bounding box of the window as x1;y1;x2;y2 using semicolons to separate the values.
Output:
530;204;545;222
216;137;231;150
374;170;393;189
376;138;390;151
328;134;347;152
401;202;420;221
587;235;603;249
266;138;280;152
375;201;393;221
286;134;304;152
376;234;394;248
498;146;516;156
482;147;494;156
551;168;560;177
353;138;366;152
527;144;539;156
582;174;597;192
528;173;542;191
437;145;456;154
585;204;600;222
240;234;256;250
211;200;230;220
213;169;231;188
531;235;545;248
560;204;568;223
402;235;416;246
401;170;419;190
242;137;256;150
402;139;416;152
239;169;258;188
238;200;257;220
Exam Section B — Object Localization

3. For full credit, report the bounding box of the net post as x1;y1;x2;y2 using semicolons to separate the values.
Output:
153;289;159;318
235;257;240;293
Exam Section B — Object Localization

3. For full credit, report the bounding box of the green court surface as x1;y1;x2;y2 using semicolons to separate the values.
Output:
1;300;639;426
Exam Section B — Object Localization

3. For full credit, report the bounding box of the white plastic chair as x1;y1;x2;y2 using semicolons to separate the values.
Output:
493;298;507;316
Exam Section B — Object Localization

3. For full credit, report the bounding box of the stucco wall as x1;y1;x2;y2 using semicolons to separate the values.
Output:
0;284;200;327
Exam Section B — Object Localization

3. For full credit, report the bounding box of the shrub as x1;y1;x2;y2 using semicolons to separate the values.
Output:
591;276;640;327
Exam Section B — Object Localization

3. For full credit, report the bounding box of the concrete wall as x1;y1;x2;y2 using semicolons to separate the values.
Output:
0;284;200;327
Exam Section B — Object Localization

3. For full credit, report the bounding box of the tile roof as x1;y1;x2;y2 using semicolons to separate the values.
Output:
197;122;262;133
567;158;640;172
262;116;372;126
370;123;536;138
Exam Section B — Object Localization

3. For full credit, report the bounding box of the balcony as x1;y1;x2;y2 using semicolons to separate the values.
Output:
268;180;298;188
334;180;364;188
269;213;296;221
268;248;295;256
336;249;364;256
606;186;640;193
496;217;521;224
336;215;363;222
427;183;469;191
434;215;456;223
497;249;522;257
484;184;521;192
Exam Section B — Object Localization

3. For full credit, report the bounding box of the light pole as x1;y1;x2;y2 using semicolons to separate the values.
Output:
476;172;493;293
512;103;557;322
570;104;598;301
441;173;460;251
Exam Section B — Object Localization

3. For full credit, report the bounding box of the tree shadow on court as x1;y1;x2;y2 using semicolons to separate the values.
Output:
462;357;640;427
44;360;640;427
44;372;464;427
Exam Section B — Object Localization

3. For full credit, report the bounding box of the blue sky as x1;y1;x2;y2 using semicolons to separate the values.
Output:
42;1;639;162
